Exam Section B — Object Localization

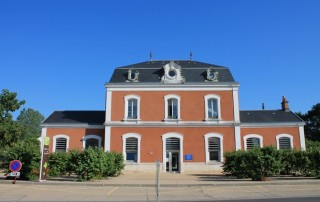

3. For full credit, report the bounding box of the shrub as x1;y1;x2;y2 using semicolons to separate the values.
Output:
47;147;125;181
48;152;69;177
0;137;41;180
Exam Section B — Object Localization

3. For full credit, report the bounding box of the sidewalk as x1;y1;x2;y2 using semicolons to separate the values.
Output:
1;172;320;187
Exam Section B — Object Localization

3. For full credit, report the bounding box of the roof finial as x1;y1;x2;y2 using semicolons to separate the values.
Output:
149;51;153;62
262;102;265;110
189;51;193;61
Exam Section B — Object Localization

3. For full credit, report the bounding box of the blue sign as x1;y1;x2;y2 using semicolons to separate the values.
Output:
9;160;22;172
185;154;193;160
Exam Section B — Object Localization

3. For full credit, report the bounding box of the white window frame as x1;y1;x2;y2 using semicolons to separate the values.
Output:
204;94;221;121
162;132;184;172
122;133;141;163
164;94;181;121
276;134;293;150
82;134;102;149
53;134;70;152
124;95;141;121
204;133;224;163
243;134;263;150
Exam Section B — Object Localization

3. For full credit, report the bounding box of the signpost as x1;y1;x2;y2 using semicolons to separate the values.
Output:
156;160;160;202
9;160;22;184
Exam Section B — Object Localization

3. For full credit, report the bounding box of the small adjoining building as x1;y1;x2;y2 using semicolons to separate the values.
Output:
41;60;305;173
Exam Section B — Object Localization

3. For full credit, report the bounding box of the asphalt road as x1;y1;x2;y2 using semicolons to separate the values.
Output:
0;183;320;201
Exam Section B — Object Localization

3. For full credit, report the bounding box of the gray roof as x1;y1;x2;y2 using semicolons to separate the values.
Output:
240;110;304;123
42;110;303;125
42;111;105;125
109;60;235;83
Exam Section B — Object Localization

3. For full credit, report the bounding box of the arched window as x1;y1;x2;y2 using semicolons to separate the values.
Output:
204;133;223;162
204;95;221;120
122;133;141;163
124;95;140;120
82;135;102;149
53;135;70;152
164;95;180;120
276;134;293;150
244;134;263;150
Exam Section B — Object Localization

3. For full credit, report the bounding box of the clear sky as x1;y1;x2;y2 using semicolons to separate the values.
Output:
1;0;319;118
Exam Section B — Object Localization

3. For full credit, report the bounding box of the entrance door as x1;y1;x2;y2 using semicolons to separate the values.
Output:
165;137;181;173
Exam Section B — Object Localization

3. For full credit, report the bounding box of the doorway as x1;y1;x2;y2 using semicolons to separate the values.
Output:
165;137;180;173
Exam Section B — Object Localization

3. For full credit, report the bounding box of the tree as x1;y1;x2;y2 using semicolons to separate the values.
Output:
0;89;25;147
17;108;45;139
300;103;320;141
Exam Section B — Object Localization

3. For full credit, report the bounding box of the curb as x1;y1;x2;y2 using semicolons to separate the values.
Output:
1;179;320;187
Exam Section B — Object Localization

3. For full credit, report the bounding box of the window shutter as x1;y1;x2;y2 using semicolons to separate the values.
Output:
279;137;291;149
126;137;138;151
56;138;67;152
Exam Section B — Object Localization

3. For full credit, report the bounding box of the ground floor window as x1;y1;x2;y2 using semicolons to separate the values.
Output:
276;134;293;149
204;133;223;163
82;135;102;149
122;133;141;163
53;134;70;152
244;135;263;150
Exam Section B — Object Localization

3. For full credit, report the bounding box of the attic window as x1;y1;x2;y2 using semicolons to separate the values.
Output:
127;69;139;82
206;68;218;82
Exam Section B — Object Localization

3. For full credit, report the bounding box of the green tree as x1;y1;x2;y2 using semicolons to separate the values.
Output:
17;108;45;139
0;89;25;147
298;103;320;141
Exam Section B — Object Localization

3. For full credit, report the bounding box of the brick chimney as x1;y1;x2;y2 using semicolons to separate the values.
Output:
281;96;289;111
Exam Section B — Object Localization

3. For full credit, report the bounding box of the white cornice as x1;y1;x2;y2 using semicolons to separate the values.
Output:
41;124;104;129
240;122;305;128
105;84;239;91
104;121;239;127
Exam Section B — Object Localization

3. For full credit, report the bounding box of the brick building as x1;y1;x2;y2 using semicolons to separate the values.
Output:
41;60;305;173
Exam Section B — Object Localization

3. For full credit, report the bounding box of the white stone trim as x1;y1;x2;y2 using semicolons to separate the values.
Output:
106;90;112;122
204;94;221;120
39;127;47;182
105;84;239;91
123;94;141;121
276;134;293;149
164;94;181;120
82;134;102;149
104;120;236;127
299;126;306;150
232;87;240;122
40;124;104;128
104;126;111;152
243;134;263;150
122;133;141;163
162;133;184;172
234;126;241;150
53;134;70;152
204;133;224;163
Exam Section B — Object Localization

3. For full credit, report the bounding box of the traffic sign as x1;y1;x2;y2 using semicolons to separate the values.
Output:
9;160;22;172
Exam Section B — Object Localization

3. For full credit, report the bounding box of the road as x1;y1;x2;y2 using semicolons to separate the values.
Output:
0;183;320;201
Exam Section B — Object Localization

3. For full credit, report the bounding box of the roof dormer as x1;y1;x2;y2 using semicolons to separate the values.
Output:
161;61;185;83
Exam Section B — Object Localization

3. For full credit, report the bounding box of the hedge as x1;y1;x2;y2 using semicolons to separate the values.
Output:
48;147;125;181
223;146;320;180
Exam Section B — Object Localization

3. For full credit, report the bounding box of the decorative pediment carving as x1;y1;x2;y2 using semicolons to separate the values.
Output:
161;61;185;83
127;69;139;82
206;67;219;82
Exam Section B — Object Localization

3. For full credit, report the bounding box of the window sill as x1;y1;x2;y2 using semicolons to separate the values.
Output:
122;118;141;123
204;118;222;122
164;118;181;123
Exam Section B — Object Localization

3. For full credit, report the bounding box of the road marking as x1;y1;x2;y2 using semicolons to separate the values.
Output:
107;186;118;195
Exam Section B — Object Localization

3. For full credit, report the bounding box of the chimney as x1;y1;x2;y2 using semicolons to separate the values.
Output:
281;96;289;111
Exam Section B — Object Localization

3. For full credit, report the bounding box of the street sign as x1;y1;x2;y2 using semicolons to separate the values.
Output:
8;172;20;177
9;160;22;172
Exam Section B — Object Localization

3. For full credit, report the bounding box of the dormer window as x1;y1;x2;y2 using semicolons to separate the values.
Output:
161;61;185;83
127;69;139;82
206;68;218;82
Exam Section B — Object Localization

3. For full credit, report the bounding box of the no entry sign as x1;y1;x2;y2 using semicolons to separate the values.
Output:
9;160;22;172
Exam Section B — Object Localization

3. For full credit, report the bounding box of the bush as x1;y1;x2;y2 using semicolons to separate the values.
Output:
223;146;282;181
0;137;41;180
47;147;125;181
48;152;69;177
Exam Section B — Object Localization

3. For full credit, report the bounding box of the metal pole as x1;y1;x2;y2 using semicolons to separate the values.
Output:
156;160;160;202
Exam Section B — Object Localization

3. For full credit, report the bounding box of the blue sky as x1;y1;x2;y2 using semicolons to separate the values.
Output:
1;0;319;118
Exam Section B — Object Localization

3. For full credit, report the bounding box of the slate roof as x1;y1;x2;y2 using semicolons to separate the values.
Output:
42;111;105;125
240;110;304;123
109;60;236;83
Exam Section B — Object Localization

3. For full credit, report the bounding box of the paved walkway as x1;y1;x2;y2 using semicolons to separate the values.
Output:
1;172;320;187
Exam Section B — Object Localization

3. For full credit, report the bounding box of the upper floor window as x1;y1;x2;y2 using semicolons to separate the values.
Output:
164;95;180;120
276;134;293;150
204;95;221;120
53;134;70;153
82;135;102;149
124;95;140;121
244;134;263;150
